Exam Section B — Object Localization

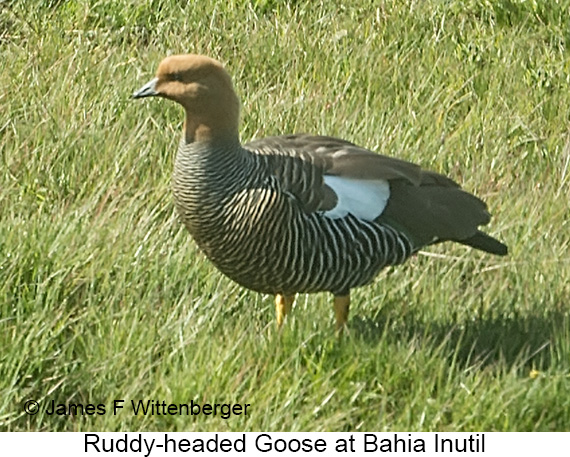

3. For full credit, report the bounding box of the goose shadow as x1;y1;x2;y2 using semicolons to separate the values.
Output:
350;305;568;372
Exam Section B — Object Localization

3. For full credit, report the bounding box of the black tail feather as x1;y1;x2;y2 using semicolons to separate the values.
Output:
460;230;508;256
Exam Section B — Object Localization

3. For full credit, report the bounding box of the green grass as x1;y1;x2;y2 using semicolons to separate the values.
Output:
1;0;569;431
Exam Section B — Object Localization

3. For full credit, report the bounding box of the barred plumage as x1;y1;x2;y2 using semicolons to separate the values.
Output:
172;138;414;297
133;54;507;331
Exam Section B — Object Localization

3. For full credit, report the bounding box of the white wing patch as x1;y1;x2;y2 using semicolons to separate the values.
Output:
322;175;390;221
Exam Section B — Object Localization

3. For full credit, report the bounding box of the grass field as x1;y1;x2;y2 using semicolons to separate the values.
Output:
1;0;569;431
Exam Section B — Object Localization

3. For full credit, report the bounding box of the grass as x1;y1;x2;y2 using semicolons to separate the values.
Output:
1;0;569;431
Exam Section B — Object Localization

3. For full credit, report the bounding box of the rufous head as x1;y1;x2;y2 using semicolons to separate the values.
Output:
133;54;240;143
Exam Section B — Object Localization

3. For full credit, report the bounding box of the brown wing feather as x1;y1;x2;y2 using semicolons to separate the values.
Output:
379;181;490;245
244;134;506;255
246;134;424;184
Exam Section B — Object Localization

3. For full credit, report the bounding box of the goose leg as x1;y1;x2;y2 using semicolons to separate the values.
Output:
275;294;295;328
333;294;350;332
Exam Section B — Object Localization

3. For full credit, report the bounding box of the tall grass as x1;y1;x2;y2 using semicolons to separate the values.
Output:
1;0;569;431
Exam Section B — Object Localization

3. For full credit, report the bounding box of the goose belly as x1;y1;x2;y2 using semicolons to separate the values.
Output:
177;190;415;296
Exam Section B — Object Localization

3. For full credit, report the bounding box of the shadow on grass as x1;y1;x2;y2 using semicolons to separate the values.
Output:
351;306;568;373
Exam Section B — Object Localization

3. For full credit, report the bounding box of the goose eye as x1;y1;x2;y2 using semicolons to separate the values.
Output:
172;73;182;82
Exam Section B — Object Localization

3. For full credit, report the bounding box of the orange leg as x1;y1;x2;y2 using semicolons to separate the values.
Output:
333;294;350;333
275;294;295;328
